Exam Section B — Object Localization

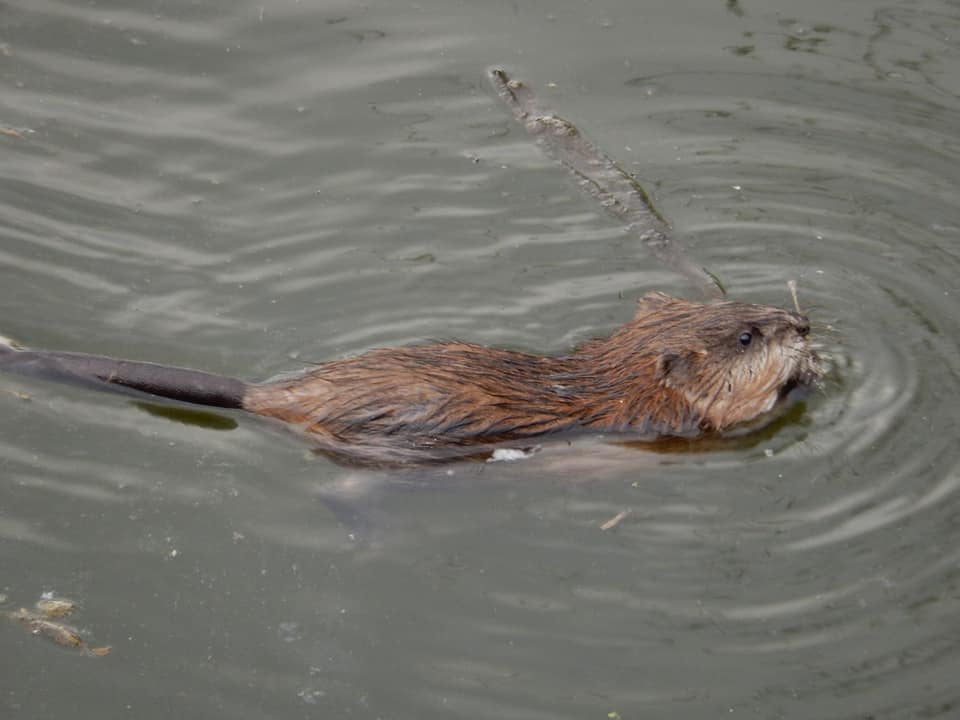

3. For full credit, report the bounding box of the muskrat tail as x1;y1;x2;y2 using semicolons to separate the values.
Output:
0;336;247;409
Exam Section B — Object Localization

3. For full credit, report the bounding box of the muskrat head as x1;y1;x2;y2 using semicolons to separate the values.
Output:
635;292;820;432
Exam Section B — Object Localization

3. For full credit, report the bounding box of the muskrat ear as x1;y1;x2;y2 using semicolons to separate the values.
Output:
657;352;677;377
657;349;703;384
657;351;683;380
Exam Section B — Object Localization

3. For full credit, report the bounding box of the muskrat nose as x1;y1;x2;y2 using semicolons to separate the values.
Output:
795;316;810;337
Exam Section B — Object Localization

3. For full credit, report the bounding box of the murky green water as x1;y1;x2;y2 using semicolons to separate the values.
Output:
2;0;959;718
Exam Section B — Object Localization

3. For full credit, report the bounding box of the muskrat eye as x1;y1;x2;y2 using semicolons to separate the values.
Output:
738;331;753;348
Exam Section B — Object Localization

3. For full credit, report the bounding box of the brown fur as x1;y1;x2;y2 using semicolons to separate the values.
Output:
244;293;819;465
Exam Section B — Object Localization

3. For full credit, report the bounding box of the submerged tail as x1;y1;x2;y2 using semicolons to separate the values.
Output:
0;337;247;409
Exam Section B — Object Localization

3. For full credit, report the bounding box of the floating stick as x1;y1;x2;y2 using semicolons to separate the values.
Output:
488;68;723;300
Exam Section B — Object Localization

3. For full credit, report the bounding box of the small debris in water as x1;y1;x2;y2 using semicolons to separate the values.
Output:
9;594;109;656
726;0;744;17
298;688;326;705
487;446;539;462
277;621;303;643
11;608;110;655
35;597;77;619
600;509;631;530
402;253;436;263
13;609;84;648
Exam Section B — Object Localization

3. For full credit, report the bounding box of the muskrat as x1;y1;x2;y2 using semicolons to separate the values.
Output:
0;292;818;465
1;71;821;465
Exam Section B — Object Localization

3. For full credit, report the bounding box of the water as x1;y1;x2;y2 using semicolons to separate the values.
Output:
2;0;959;717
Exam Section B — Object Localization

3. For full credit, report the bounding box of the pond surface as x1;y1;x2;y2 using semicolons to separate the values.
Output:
2;0;959;718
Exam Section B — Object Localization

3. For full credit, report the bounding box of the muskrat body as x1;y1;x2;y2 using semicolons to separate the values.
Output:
0;293;818;466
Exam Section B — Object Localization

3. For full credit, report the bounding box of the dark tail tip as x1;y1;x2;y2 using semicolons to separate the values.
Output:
0;341;247;410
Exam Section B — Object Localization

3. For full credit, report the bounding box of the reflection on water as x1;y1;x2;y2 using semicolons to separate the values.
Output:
2;0;960;718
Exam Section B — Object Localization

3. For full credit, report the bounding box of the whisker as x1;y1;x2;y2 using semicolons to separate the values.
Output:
787;279;802;314
811;323;842;340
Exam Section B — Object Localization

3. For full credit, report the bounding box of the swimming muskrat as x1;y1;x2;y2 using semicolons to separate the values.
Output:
0;70;821;465
0;293;818;465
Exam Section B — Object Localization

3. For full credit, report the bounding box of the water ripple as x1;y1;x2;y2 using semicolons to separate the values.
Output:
2;6;960;719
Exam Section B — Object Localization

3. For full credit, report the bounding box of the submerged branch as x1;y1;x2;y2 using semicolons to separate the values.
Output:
487;67;723;300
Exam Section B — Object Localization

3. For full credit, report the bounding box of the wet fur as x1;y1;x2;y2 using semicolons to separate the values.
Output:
244;293;818;464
